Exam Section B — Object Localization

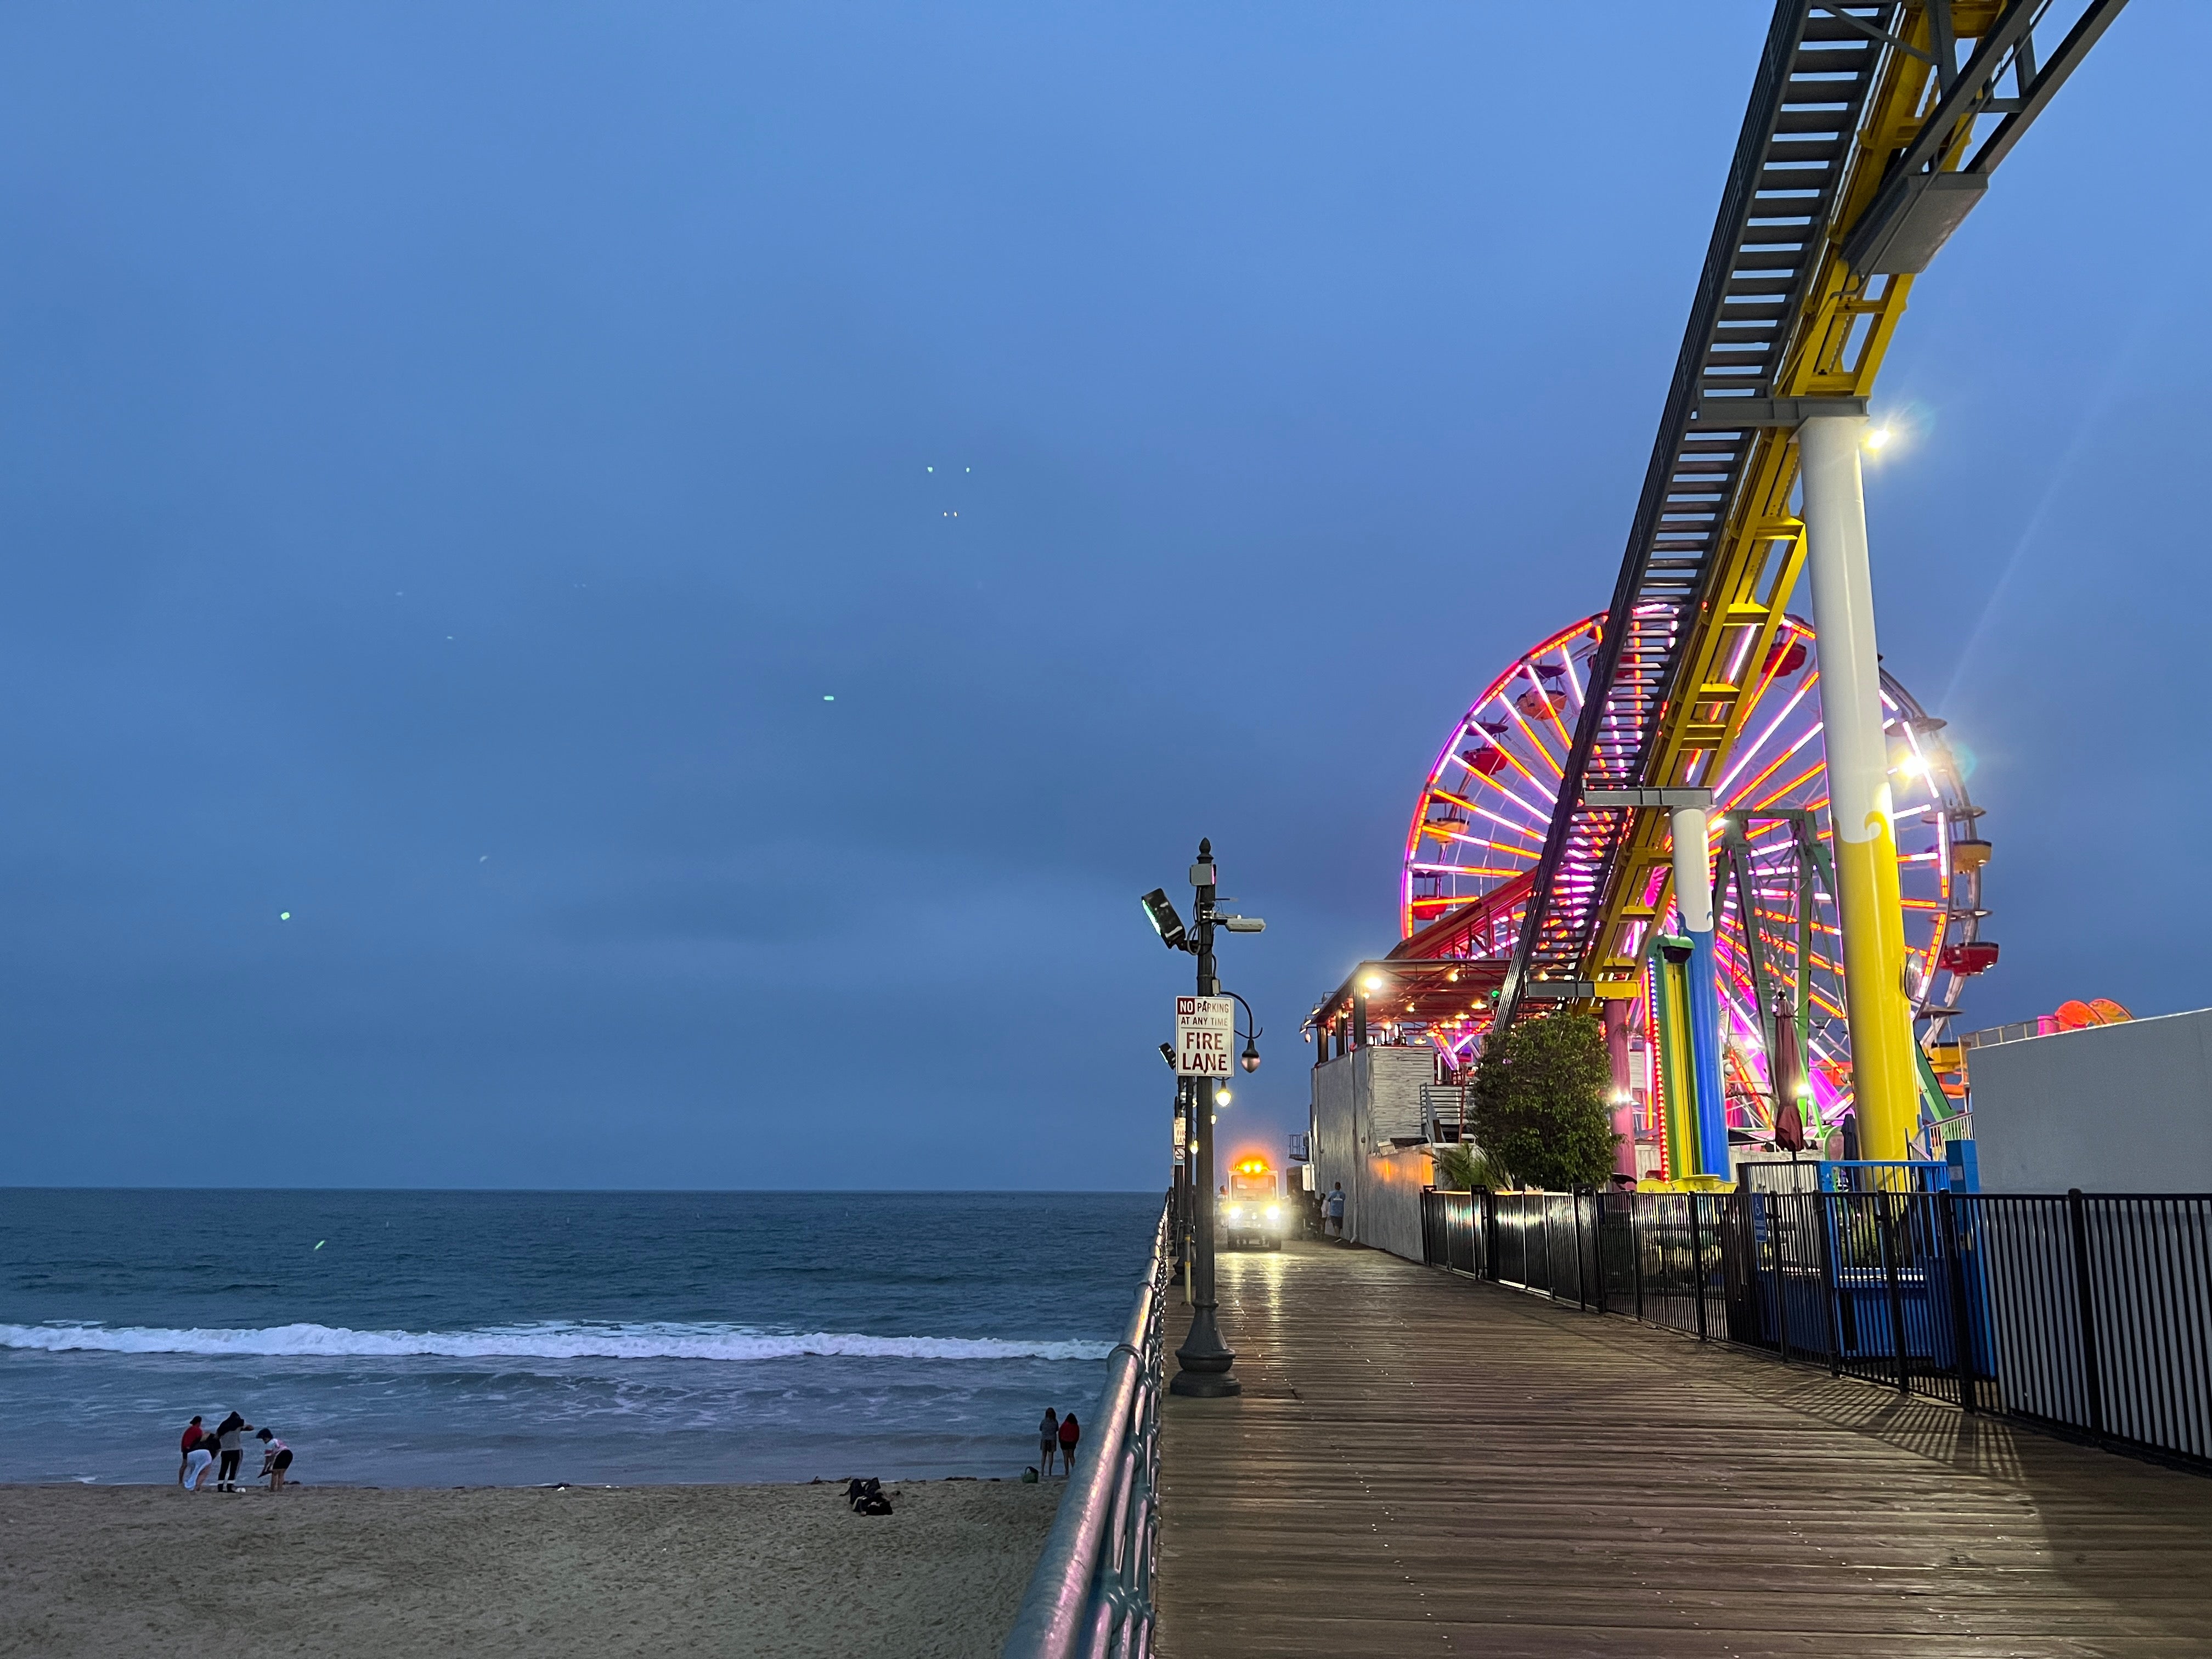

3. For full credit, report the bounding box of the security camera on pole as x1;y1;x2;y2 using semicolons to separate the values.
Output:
1141;838;1265;1398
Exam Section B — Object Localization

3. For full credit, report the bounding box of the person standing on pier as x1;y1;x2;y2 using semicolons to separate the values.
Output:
1037;1408;1059;1477
1326;1182;1345;1240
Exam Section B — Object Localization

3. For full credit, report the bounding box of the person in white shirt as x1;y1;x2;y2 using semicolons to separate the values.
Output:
181;1441;216;1492
256;1428;294;1491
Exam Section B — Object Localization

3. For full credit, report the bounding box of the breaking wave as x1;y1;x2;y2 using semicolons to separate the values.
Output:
0;1321;1113;1363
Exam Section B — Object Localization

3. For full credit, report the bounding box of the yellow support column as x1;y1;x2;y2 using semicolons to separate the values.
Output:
1798;414;1917;1161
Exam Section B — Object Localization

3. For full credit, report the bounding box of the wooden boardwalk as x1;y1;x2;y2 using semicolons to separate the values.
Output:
1156;1239;2212;1658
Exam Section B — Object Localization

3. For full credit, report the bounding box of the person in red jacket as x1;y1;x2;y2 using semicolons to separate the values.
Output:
1057;1410;1080;1474
176;1417;205;1487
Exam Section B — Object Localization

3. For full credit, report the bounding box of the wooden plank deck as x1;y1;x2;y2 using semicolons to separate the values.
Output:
1156;1239;2212;1658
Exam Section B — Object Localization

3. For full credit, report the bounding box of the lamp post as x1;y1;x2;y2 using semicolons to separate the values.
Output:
1159;1043;1191;1287
1143;837;1265;1400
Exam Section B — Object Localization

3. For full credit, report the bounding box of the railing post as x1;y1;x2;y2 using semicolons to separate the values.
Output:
1875;1192;1910;1393
1573;1190;1589;1311
2066;1187;2107;1436
1593;1190;1609;1315
1939;1190;1978;1412
1480;1187;1498;1281
1632;1194;1645;1322
1768;1194;1792;1367
1814;1189;1843;1376
1692;1196;1709;1342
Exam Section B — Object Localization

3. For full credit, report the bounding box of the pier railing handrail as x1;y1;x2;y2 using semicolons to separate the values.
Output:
1001;1198;1171;1659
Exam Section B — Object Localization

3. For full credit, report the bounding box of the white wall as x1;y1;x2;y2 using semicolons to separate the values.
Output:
1310;1053;1358;1218
1970;1007;2212;1193
1307;1047;1437;1262
1356;1145;1434;1262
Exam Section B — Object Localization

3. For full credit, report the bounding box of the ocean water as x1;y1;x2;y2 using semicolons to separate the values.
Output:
0;1189;1159;1488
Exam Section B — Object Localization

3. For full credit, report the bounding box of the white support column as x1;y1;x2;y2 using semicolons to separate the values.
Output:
1798;414;1917;1162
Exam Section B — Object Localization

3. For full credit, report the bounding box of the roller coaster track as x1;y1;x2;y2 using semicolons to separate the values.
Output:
1494;0;2127;1028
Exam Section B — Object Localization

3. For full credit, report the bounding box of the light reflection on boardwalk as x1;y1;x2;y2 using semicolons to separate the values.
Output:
1157;1239;2212;1657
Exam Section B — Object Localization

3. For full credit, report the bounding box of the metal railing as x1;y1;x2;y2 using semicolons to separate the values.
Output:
1959;1017;2058;1048
1420;1085;1469;1144
1421;1185;2212;1472
1001;1200;1172;1659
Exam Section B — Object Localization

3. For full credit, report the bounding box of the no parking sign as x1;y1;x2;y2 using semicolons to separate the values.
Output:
1175;996;1234;1076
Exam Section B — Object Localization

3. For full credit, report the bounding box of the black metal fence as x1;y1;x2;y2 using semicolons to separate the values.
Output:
1419;1185;2212;1471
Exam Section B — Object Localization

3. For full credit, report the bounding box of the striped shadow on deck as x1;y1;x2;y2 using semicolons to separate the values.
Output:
1155;1240;2212;1658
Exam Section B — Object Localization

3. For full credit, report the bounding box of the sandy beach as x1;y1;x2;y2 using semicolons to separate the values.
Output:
0;1479;1059;1658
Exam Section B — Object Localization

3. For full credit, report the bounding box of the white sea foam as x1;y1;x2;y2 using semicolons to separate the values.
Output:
0;1321;1113;1363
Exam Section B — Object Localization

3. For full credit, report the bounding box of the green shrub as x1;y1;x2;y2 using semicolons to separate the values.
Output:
1468;1009;1619;1191
1430;1142;1511;1191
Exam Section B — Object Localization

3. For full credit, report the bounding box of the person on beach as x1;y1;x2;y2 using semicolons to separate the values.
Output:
182;1437;216;1492
256;1428;294;1492
1327;1182;1346;1240
213;1412;251;1492
177;1416;205;1486
1057;1410;1080;1474
1037;1408;1059;1477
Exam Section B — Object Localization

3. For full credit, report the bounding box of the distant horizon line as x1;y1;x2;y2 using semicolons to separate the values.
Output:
0;1184;1164;1195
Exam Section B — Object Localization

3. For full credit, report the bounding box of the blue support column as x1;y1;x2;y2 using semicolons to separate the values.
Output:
1671;805;1728;1178
1687;928;1728;1176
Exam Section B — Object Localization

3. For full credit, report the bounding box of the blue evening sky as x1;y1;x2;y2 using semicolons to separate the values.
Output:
2;5;2203;1188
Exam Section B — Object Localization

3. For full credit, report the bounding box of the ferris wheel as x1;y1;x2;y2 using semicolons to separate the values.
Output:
1403;612;1991;1139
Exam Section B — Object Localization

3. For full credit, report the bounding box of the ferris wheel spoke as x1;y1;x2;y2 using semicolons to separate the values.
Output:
1539;697;1576;757
1751;760;1827;813
1428;829;1544;860
1416;814;1539;856
1426;786;1547;843
1410;861;1531;881
1713;664;1818;800
1471;746;1559;818
1523;661;1580;753
1728;718;1824;811
1556;639;1590;710
1499;693;1567;785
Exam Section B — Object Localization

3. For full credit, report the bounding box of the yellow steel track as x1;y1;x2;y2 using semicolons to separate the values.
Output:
1497;0;2129;1027
1584;12;1959;986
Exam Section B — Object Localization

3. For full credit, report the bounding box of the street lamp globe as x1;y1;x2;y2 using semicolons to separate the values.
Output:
1240;1039;1261;1073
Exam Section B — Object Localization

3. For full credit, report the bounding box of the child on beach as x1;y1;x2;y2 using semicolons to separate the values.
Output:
256;1429;294;1491
177;1416;205;1486
182;1438;216;1492
1037;1408;1059;1477
1057;1411;1080;1474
